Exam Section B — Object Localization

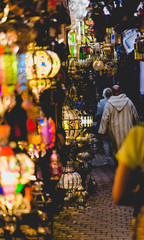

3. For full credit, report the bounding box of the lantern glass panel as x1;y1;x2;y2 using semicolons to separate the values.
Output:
47;51;61;78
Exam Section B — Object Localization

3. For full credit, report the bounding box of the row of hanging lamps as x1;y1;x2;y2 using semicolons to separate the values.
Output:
66;0;121;88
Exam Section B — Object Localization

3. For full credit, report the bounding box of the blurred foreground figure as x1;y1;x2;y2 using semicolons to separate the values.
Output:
112;125;144;240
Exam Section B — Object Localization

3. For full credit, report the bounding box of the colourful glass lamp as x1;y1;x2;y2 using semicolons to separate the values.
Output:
25;45;61;93
57;161;82;190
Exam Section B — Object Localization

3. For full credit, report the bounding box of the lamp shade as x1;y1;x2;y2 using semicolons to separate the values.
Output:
57;161;82;190
58;172;82;190
25;49;61;80
25;47;61;94
0;154;20;195
25;50;52;80
0;146;35;195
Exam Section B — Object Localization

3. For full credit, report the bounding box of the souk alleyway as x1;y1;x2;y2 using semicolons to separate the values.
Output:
52;156;134;240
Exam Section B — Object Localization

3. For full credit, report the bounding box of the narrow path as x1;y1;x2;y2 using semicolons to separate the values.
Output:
52;166;134;240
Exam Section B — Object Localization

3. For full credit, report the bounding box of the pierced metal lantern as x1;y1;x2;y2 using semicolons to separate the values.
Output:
25;45;61;92
62;106;82;142
57;161;82;191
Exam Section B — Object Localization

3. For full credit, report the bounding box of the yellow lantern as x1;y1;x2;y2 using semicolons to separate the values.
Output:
25;46;61;93
25;50;52;80
25;49;61;79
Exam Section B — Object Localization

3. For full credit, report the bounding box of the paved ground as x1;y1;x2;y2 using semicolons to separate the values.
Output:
52;157;134;240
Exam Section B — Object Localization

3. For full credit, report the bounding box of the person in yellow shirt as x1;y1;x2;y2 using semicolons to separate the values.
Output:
112;124;144;240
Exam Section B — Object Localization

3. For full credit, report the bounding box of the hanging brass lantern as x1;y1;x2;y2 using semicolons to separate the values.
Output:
93;59;104;71
57;161;83;205
25;44;61;93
